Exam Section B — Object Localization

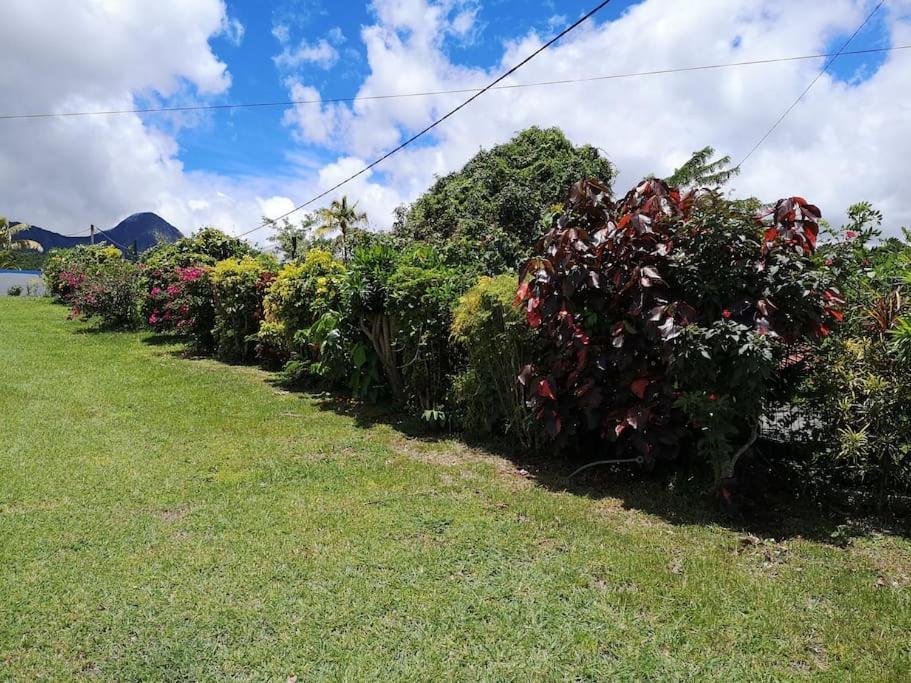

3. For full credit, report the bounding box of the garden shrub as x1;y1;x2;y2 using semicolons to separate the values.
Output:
799;210;911;508
210;257;275;363
451;274;540;449
142;227;253;271
347;241;407;400
140;228;253;336
7;285;22;296
344;241;470;420
258;248;346;364
807;319;911;508
44;245;123;302
386;247;464;420
144;265;215;350
66;258;143;329
516;178;841;493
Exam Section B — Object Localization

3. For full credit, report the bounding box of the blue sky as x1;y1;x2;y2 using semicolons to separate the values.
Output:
175;1;648;178
176;0;890;179
2;0;909;238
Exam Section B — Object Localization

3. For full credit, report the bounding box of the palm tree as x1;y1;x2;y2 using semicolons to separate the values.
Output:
315;196;367;262
1;217;43;268
1;217;42;252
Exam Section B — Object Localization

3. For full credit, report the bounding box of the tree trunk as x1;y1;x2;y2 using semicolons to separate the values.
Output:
360;314;404;401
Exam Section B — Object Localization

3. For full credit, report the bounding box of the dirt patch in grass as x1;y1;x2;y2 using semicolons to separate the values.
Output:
391;435;535;490
152;504;190;522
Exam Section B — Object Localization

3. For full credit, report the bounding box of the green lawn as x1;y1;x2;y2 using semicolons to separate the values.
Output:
1;297;909;681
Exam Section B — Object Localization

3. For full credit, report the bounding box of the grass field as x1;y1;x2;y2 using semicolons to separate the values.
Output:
1;297;910;681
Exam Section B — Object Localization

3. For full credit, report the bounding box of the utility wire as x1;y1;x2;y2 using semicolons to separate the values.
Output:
235;0;617;238
736;0;887;169
1;45;907;122
93;227;131;251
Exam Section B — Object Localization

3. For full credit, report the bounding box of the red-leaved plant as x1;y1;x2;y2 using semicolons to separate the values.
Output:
517;178;843;493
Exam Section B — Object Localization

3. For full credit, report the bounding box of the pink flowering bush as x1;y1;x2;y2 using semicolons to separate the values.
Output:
43;245;124;303
66;259;143;329
142;265;215;350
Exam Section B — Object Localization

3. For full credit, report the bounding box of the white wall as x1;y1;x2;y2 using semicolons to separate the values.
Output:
0;270;45;296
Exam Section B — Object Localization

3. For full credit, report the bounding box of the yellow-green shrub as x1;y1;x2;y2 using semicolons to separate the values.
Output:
451;274;539;448
210;257;275;362
258;248;346;364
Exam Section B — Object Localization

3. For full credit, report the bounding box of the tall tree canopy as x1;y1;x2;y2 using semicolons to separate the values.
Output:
665;146;740;190
393;127;614;273
317;196;368;263
266;214;318;262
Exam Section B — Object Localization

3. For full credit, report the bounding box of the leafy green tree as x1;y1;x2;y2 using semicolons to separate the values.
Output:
266;214;318;262
393;126;615;273
665;146;740;190
316;196;367;263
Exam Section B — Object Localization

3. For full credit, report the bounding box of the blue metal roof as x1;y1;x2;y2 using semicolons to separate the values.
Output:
0;269;42;275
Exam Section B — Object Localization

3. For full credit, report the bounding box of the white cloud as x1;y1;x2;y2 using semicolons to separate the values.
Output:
451;8;478;37
274;38;340;70
188;199;211;212
222;16;245;46
281;80;353;144
316;156;406;229
272;20;346;72
279;0;911;235
0;0;304;242
257;195;297;221
272;22;291;44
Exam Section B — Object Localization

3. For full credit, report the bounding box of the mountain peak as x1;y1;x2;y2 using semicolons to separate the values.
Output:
12;212;183;254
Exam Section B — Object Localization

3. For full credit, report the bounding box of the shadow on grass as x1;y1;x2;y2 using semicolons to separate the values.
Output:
304;391;911;546
127;329;908;546
141;333;185;347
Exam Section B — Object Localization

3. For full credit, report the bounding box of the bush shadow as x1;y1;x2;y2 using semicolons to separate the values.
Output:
129;333;910;547
305;390;911;546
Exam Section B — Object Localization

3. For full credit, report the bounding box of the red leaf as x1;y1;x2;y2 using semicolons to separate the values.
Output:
630;378;649;399
537;378;556;401
803;222;819;250
514;280;530;306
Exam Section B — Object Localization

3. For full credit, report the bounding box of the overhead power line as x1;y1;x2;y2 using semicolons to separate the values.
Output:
94;227;131;251
1;45;907;122
736;0;887;168
235;0;617;238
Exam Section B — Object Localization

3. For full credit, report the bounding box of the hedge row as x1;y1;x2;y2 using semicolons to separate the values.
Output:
44;181;911;509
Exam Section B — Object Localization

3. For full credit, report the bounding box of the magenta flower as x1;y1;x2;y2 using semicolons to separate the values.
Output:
179;267;205;282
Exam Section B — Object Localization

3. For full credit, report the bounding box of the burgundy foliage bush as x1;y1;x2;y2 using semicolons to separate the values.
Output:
517;178;842;485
